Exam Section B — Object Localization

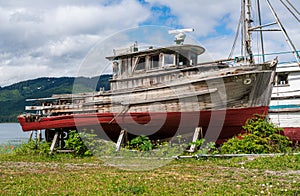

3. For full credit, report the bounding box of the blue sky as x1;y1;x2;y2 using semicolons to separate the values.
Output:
0;0;299;86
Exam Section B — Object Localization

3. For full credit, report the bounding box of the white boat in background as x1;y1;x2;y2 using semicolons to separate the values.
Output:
269;60;300;142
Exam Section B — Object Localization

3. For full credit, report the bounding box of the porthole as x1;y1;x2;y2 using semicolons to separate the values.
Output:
244;78;252;85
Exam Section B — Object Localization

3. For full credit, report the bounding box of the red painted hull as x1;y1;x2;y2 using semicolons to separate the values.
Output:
18;106;269;143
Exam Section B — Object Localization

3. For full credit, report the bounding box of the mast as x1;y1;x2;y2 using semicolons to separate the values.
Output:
231;0;299;65
242;0;254;64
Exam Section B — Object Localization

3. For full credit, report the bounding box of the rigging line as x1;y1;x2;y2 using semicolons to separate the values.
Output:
252;50;300;56
285;0;300;16
266;0;300;65
253;0;259;63
228;11;242;59
256;0;265;62
280;0;300;22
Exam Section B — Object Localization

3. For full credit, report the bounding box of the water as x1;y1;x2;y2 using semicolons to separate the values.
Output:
0;123;30;145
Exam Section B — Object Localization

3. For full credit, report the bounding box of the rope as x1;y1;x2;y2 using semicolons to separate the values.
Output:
233;50;299;64
174;152;300;159
280;0;300;22
253;50;300;57
228;12;243;59
286;0;300;15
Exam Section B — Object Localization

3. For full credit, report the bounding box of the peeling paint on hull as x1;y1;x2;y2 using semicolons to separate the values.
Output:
18;106;269;143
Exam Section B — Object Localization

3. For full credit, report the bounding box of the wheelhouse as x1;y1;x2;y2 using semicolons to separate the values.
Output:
107;44;205;91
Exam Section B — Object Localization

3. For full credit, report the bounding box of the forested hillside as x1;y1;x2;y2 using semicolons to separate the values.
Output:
0;75;111;122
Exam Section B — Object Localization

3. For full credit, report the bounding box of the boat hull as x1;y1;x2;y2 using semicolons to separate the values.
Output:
18;106;268;143
18;63;277;143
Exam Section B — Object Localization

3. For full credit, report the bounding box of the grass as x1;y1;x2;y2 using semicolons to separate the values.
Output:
0;153;299;195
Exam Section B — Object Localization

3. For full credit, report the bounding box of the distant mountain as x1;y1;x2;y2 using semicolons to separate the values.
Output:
0;75;111;122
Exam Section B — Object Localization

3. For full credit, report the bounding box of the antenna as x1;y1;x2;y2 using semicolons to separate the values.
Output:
168;28;194;45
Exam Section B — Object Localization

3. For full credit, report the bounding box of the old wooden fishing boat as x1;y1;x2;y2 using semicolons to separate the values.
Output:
18;0;279;144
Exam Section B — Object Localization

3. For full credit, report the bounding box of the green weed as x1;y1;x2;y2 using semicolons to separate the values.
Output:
221;115;292;154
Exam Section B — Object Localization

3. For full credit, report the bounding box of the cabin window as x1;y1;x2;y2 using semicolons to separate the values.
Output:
121;59;128;77
135;56;146;71
150;55;160;69
163;54;175;66
112;61;119;79
190;53;197;66
178;54;189;66
276;73;289;86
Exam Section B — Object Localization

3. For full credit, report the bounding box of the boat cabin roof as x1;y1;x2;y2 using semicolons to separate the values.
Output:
106;44;205;60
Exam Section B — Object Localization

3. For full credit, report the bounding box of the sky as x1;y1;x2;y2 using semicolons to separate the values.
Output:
0;0;299;87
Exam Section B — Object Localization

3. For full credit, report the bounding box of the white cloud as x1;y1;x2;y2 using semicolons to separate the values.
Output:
145;0;299;62
0;0;299;87
0;0;151;86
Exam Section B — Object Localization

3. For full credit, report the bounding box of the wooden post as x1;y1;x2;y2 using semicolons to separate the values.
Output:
29;131;33;141
50;132;59;154
37;130;42;142
188;127;202;152
115;130;127;152
45;129;49;142
60;130;65;149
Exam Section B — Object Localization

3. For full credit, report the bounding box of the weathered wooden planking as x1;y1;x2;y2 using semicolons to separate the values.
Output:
269;112;300;127
269;62;300;130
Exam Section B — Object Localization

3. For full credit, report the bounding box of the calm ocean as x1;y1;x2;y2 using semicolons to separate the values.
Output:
0;123;30;144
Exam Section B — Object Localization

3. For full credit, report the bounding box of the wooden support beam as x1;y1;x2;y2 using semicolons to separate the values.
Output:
115;130;127;152
37;130;42;142
50;132;59;154
45;129;50;142
187;127;203;153
29;131;33;141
